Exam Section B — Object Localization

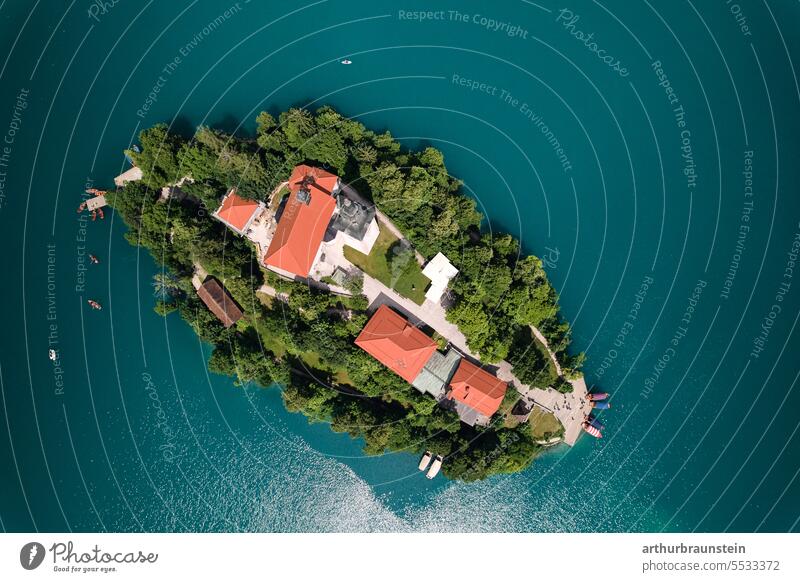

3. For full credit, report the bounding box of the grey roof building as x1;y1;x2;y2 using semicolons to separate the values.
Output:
329;194;376;241
411;348;461;400
449;400;483;426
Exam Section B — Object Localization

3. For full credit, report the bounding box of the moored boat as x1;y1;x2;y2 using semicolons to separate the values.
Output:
582;422;602;438
418;451;432;471
587;415;605;430
588;392;609;401
591;400;611;410
426;455;443;479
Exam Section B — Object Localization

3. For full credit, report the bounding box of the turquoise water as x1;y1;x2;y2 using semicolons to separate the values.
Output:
1;0;799;532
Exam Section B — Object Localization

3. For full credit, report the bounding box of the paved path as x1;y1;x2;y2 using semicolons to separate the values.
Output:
360;267;589;445
268;180;288;202
258;283;289;303
494;323;590;446
261;204;590;445
197;177;590;443
191;261;208;290
495;364;590;446
361;274;475;356
530;325;563;376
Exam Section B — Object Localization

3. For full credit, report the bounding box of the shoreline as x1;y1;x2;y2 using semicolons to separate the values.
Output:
108;106;589;481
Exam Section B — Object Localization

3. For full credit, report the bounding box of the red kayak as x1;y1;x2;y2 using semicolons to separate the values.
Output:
582;422;602;438
588;392;609;401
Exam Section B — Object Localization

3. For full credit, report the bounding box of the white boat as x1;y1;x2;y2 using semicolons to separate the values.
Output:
48;349;57;361
418;451;432;471
340;59;352;65
426;455;443;479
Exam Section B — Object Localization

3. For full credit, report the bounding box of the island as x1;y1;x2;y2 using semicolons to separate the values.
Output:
107;106;591;481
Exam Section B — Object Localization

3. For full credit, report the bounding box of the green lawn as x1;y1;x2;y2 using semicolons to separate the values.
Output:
301;351;356;388
298;351;320;367
343;224;430;305
528;407;564;440
254;323;286;358
269;186;289;212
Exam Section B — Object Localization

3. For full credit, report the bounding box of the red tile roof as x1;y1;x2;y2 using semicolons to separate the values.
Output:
354;305;438;383
447;359;507;417
264;166;338;278
288;164;339;194
214;189;262;233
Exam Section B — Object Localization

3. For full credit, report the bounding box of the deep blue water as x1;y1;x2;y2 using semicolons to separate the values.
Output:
1;0;799;532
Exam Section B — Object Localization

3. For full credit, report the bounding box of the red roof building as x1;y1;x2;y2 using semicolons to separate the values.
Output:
288;164;340;194
213;189;264;235
447;359;508;419
264;165;339;278
354;305;438;383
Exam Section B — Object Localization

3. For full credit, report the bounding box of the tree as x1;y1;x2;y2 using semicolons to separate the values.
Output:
255;111;276;135
111;107;579;483
352;142;377;164
419;146;444;168
372;131;400;153
152;272;181;300
367;162;405;207
154;300;178;316
454;243;493;281
429;205;460;245
129;124;183;188
447;298;491;354
491;233;519;259
280;108;315;149
477;263;513;302
400;166;435;211
507;329;553;386
303;129;347;170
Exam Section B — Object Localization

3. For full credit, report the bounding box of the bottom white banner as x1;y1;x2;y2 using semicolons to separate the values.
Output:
0;533;797;581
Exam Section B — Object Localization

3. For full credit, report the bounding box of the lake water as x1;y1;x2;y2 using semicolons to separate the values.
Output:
1;0;799;532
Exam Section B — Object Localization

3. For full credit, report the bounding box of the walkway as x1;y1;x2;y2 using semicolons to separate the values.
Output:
191;261;208;290
260;203;589;445
268;180;288;204
258;283;289;304
507;325;591;445
495;362;590;446
531;325;563;376
360;264;590;445
361;274;475;356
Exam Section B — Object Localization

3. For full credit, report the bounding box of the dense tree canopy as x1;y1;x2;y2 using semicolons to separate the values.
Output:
107;105;582;481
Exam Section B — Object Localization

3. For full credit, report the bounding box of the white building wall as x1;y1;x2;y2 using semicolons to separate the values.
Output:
341;218;379;255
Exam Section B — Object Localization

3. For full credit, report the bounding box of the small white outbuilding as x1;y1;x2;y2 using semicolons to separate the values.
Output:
422;252;459;304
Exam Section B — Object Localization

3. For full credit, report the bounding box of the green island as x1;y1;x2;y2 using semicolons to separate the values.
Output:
107;105;589;481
